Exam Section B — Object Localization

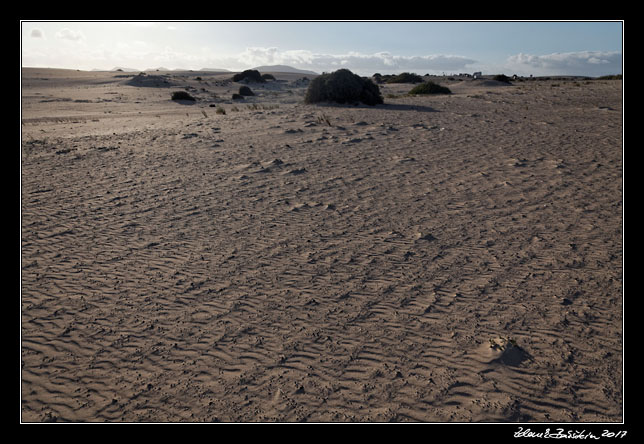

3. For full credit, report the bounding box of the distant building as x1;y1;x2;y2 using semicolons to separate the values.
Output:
473;71;482;79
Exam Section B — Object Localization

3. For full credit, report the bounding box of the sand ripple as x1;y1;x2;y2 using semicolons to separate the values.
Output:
21;69;622;422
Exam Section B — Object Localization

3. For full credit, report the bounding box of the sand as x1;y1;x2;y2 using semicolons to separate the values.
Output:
21;68;623;423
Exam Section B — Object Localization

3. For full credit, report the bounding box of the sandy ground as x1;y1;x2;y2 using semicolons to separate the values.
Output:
21;68;623;422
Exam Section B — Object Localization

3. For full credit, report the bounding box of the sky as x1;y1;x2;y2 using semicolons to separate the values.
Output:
21;21;623;77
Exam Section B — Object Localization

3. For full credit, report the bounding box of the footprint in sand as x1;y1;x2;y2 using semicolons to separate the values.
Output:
284;167;307;175
289;203;309;212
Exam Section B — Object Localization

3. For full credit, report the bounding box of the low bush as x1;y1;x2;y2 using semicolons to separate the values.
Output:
239;85;254;96
384;72;424;84
408;81;451;95
232;69;265;83
304;69;383;106
171;91;196;101
493;74;512;83
597;74;622;80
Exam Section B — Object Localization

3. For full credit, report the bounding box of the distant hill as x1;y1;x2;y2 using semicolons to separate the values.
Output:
252;65;318;75
90;67;140;72
110;67;140;72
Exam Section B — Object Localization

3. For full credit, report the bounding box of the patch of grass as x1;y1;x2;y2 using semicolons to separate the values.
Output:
215;106;226;115
316;113;332;126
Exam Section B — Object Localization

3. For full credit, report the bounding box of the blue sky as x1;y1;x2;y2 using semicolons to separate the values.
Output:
21;21;623;77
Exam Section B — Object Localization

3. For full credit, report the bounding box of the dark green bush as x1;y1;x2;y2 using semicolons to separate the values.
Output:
239;85;254;96
597;74;622;80
304;69;383;106
493;74;512;83
171;91;196;101
384;72;424;84
232;69;265;83
408;81;451;95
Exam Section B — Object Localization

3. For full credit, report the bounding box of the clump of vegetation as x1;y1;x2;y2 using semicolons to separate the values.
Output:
304;69;383;106
383;72;424;84
317;113;332;126
493;74;512;84
408;81;451;95
597;74;622;80
232;93;245;100
489;336;518;351
215;106;226;115
171;91;196;101
293;77;310;87
239;85;254;96
232;69;265;83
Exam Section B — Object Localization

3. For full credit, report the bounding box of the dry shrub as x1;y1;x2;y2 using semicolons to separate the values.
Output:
304;69;383;106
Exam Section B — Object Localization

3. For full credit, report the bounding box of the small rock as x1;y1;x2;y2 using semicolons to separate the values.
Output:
416;232;436;241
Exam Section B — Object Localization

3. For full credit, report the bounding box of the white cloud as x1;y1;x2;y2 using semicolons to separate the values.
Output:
228;47;477;75
130;22;158;28
506;50;622;76
21;42;479;75
56;28;84;41
237;47;280;66
30;29;43;38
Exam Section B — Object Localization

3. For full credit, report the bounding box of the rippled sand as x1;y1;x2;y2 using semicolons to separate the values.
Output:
21;68;622;422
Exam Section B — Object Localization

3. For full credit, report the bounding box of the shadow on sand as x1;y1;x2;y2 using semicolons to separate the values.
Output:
172;99;197;106
378;103;438;113
311;102;438;113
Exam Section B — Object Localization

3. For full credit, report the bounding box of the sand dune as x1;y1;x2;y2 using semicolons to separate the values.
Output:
21;68;622;422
